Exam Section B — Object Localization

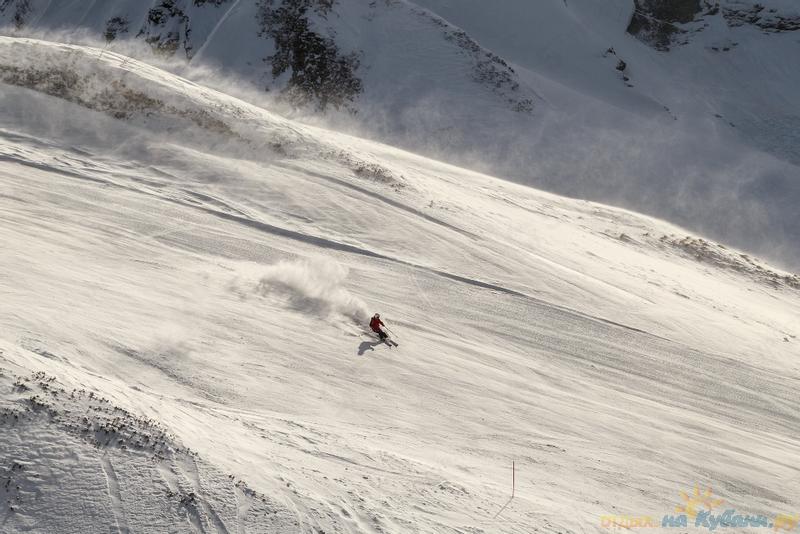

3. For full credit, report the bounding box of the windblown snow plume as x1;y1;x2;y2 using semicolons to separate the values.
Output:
256;259;369;324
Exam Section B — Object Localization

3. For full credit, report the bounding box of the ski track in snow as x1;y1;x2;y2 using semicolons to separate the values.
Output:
180;456;231;534
100;455;131;534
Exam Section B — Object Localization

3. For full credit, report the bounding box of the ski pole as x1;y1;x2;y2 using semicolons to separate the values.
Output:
385;327;398;339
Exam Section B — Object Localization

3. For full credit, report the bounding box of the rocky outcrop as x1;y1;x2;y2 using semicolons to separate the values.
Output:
104;16;129;43
0;0;32;29
137;0;234;57
723;3;800;32
139;1;189;55
626;0;704;50
629;1;800;50
256;0;363;111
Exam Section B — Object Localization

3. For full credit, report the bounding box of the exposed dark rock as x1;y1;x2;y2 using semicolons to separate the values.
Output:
0;0;32;28
723;3;800;32
138;0;191;56
626;0;703;50
104;16;129;43
136;0;232;57
256;0;363;111
630;1;800;50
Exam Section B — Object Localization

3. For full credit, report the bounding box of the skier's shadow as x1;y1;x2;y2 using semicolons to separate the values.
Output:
357;340;381;355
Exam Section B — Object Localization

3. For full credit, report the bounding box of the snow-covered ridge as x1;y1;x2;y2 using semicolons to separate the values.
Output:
0;41;235;135
0;36;274;140
0;36;409;190
651;233;799;290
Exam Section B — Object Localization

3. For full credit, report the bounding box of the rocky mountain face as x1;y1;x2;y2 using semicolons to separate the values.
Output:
722;1;800;31
3;1;794;119
255;0;362;110
628;0;800;50
0;0;534;114
0;0;31;29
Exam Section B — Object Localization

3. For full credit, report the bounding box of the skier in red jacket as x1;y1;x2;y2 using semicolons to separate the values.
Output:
369;313;388;341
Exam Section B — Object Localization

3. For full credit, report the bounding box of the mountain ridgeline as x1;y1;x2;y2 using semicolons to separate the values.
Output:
2;0;800;269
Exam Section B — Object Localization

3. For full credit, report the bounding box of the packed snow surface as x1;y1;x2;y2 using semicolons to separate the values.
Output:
1;38;799;533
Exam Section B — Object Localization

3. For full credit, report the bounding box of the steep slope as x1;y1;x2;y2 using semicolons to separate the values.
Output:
408;0;800;267
2;0;799;268
1;38;799;533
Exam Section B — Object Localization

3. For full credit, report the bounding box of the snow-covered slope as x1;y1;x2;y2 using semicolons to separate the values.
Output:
1;0;799;268
1;37;799;533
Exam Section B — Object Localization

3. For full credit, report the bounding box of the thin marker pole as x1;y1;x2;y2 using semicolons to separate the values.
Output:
512;460;515;498
493;460;516;519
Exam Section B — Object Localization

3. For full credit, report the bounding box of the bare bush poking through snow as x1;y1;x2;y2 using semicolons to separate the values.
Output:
256;259;369;324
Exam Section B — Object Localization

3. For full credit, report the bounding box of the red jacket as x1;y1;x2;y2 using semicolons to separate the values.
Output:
369;316;384;332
